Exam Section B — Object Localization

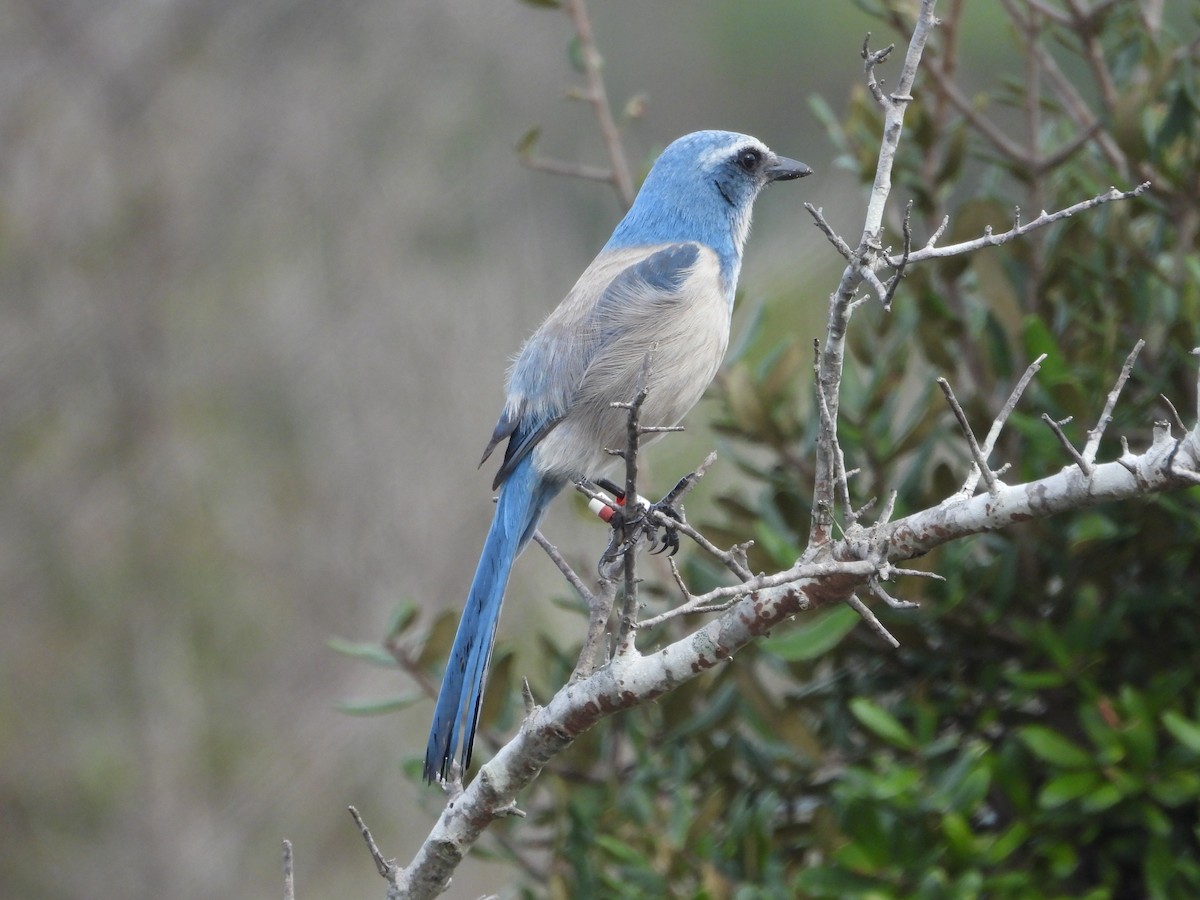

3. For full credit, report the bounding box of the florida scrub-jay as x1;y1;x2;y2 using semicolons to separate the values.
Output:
425;130;810;782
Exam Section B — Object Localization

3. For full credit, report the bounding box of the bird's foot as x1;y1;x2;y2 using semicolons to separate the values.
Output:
593;477;685;558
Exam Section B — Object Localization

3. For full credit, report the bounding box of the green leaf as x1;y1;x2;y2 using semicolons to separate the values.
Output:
336;695;421;716
327;636;397;668
567;35;593;74
1067;512;1122;548
1162;710;1200;755
1039;770;1101;808
1079;782;1123;812
986;822;1030;864
764;605;859;661
594;834;649;866
1004;668;1068;690
384;601;418;638
849;698;916;750
793;866;884;897
1018;725;1094;768
515;126;541;158
941;811;975;857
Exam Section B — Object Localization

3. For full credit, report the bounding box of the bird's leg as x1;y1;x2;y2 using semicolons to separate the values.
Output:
593;476;685;557
581;478;633;571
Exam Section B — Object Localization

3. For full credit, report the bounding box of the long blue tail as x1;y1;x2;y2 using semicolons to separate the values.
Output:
424;456;563;782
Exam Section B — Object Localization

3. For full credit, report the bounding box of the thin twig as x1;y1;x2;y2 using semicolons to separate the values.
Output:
520;156;619;185
960;354;1046;495
1194;348;1200;426
805;203;855;260
349;806;396;881
893;183;1151;266
868;575;920;610
814;341;854;531
1082;339;1145;464
881;201;914;310
283;841;295;900
877;490;899;525
1041;413;1092;476
572;578;617;681
613;354;655;653
563;0;635;206
845;595;900;648
810;0;938;546
938;377;999;495
668;517;754;581
637;557;738;628
533;529;595;606
1162;394;1187;436
862;34;896;108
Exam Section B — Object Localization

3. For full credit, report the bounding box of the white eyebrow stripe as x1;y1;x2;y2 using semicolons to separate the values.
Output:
695;138;758;170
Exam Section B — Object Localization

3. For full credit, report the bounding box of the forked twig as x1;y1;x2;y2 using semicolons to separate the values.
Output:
960;354;1047;495
1083;339;1145;464
938;377;999;495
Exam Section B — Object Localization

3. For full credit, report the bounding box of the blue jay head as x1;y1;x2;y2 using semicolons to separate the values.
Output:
663;130;812;209
605;131;810;274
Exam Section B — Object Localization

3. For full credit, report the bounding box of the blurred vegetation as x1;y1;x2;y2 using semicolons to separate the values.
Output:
392;2;1200;897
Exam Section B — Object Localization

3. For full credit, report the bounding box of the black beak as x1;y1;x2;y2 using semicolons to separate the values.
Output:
765;155;813;182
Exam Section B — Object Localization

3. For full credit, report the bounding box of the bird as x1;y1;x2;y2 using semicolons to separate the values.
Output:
424;130;810;783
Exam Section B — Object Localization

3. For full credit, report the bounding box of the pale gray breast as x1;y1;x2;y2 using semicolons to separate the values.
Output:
533;248;731;480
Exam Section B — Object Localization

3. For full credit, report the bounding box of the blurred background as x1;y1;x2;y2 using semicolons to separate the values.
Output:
0;1;1104;897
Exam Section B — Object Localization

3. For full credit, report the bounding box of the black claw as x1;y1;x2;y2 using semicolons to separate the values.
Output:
590;474;688;562
646;497;683;556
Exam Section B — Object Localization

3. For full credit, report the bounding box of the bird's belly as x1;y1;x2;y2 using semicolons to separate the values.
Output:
533;304;730;480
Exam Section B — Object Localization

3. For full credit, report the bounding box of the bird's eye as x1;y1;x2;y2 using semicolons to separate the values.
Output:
736;149;761;172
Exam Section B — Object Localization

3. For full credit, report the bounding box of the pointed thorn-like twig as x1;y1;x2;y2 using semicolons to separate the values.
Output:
805;203;855;260
845;595;900;648
1083;339;1145;465
1162;394;1187;436
881;201;913;310
869;576;920;610
961;354;1046;495
534;529;595;606
349;806;395;880
1041;413;1092;476
938;377;999;495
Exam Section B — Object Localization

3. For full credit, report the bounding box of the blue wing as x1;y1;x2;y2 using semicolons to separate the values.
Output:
481;242;702;487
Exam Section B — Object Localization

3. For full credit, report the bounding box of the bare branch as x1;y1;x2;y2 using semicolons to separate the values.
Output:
1162;394;1187;436
1082;340;1145;465
878;490;899;525
533;530;595;606
845;595;900;648
960;354;1046;495
938;377;1000;495
868;575;920;610
1041;413;1092;476
894;183;1151;266
563;0;635;206
811;0;938;545
638;559;739;628
572;577;617;682
881;424;1200;561
805;203;855;261
880;201;914;310
861;34;897;108
815;341;855;526
283;841;295;900
349;806;397;882
519;155;619;185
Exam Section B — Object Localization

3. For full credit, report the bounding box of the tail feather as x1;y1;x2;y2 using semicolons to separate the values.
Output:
423;458;562;782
